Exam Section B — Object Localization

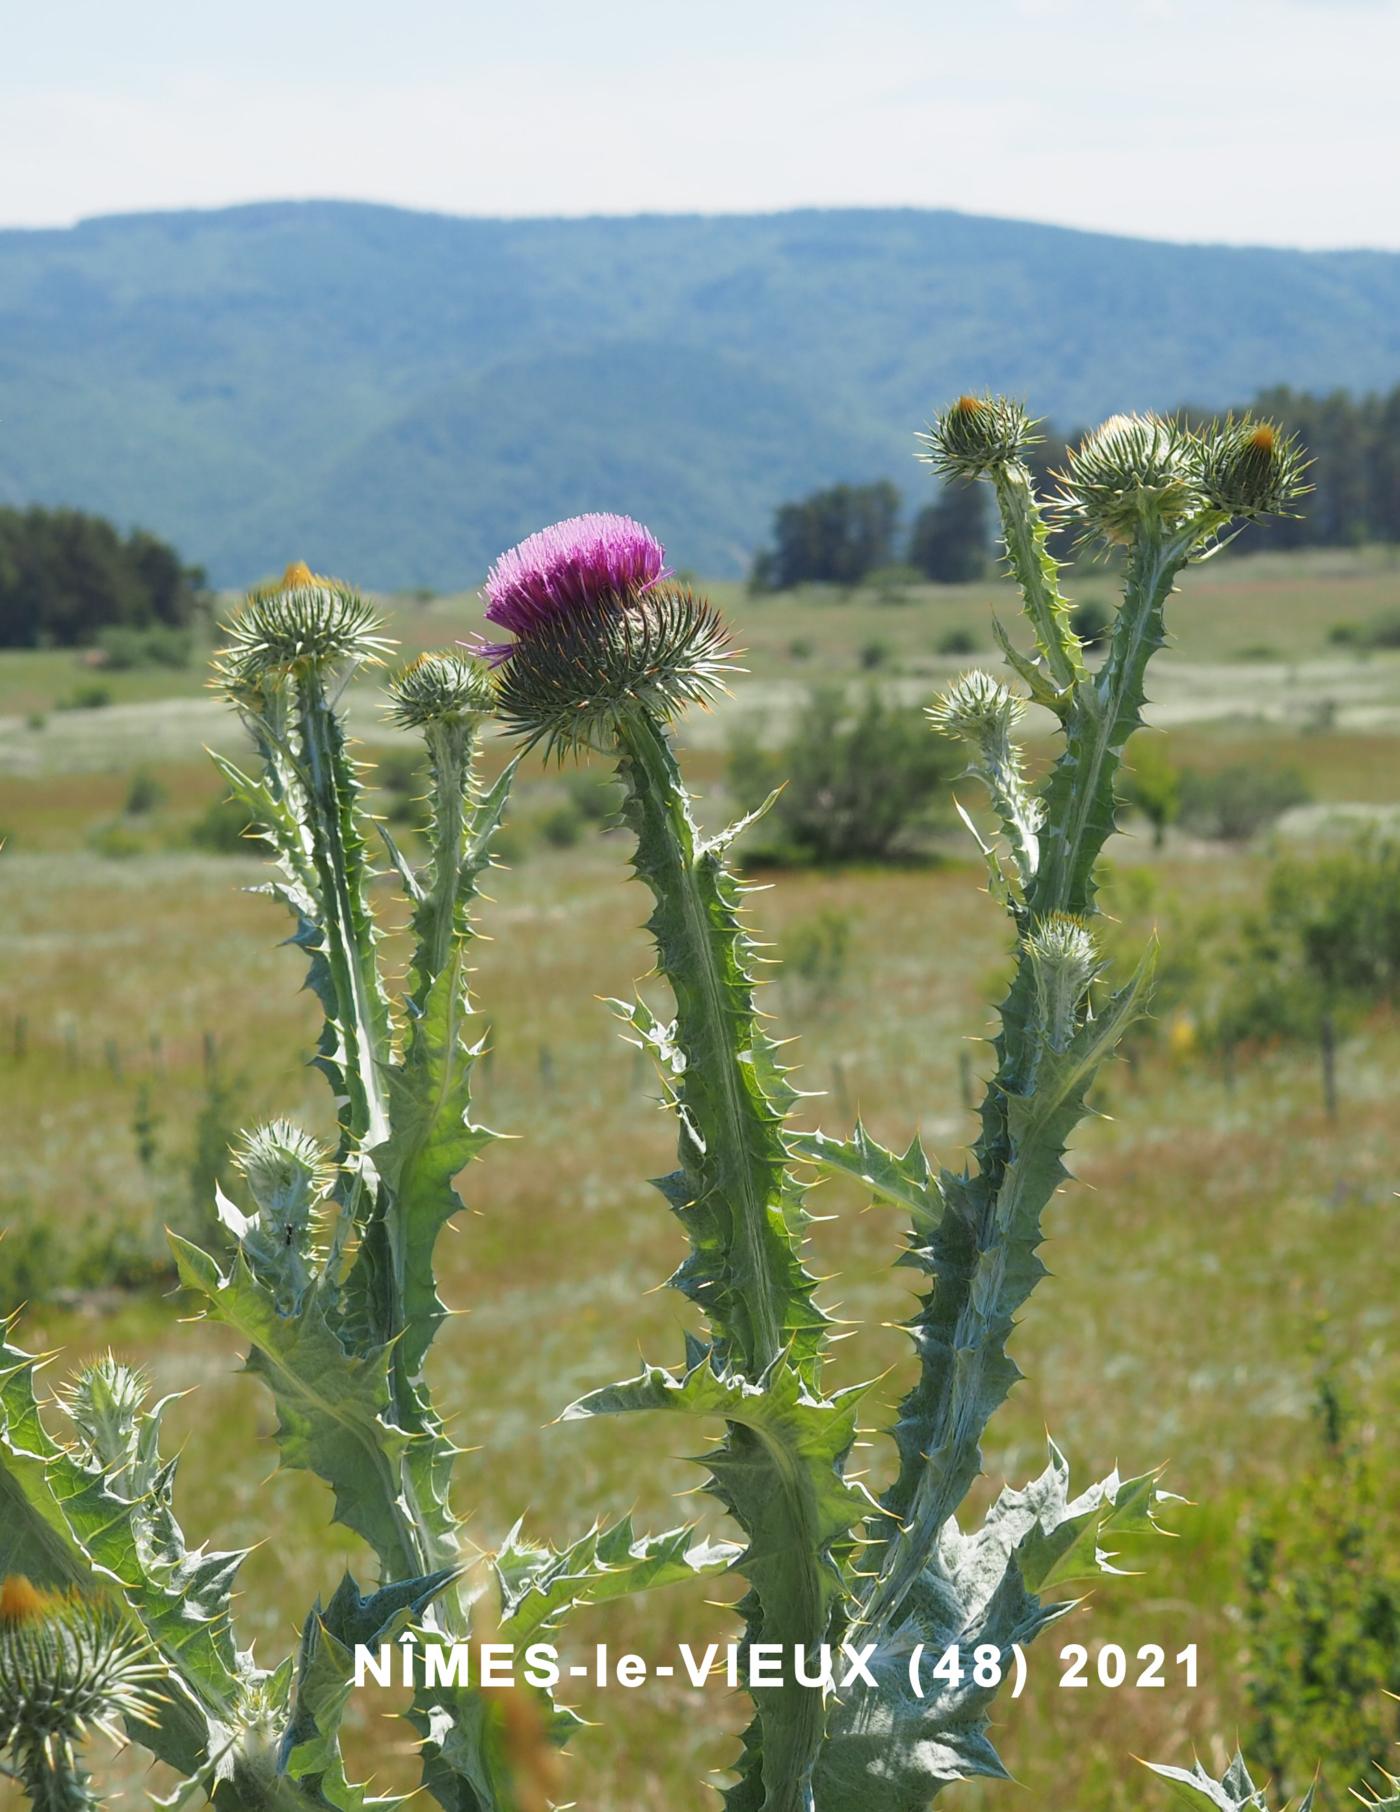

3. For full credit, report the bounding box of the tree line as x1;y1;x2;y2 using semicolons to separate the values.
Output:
751;381;1400;588
0;506;206;648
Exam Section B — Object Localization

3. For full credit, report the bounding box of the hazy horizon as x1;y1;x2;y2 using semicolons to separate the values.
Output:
5;194;1397;260
5;0;1400;252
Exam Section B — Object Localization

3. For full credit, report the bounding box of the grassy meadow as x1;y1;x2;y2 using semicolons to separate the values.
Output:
0;547;1398;1809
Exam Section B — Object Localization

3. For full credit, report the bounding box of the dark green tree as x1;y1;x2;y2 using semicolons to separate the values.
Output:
907;476;987;581
755;480;902;588
0;506;205;648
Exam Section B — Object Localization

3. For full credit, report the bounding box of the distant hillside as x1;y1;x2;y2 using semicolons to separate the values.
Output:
2;202;1399;588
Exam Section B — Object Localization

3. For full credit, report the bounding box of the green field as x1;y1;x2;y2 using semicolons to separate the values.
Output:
0;549;1397;1809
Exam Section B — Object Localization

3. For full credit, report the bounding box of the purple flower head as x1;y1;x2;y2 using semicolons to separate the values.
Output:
482;514;668;650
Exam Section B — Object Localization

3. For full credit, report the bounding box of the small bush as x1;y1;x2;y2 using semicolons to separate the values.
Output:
859;637;893;671
96;623;193;669
1329;610;1400;650
788;637;815;661
124;768;167;815
373;746;429;825
188;792;254;854
729;688;957;865
780;907;855;1013
937;628;978;656
89;822;146;859
864;564;924;605
1243;1357;1400;1801
1070;597;1112;648
55;681;113;711
1178;762;1311;842
537;801;587;848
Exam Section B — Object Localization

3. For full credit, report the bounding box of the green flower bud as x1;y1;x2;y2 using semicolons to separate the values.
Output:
1057;413;1200;544
219;562;391;687
1195;416;1310;519
0;1583;163;1809
59;1357;153;1488
926;669;1025;743
386;651;495;728
919;394;1038;480
1025;913;1100;1051
233;1119;334;1221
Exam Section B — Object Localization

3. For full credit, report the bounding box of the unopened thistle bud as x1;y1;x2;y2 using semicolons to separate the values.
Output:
0;1582;163;1811
387;651;495;729
1057;413;1200;544
927;670;1025;745
1025;914;1100;1052
1196;417;1310;519
483;514;733;756
60;1357;153;1490
219;564;392;688
930;671;1043;879
233;1120;334;1221
918;394;1038;480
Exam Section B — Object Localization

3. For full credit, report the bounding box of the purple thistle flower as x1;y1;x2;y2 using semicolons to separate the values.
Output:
481;514;668;654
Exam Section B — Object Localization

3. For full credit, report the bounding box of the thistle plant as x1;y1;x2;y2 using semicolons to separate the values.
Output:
484;406;1308;1810
0;417;1333;1811
0;564;731;1811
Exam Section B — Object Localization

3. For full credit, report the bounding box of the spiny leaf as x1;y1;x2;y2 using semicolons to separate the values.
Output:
567;1354;874;1811
171;1239;456;1580
0;1325;244;1782
496;1516;741;1645
1146;1751;1317;1812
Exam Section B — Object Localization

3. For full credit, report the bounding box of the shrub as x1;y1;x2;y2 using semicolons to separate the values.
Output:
1178;760;1311;841
186;791;253;853
779;905;855;1013
728;686;957;864
864;563;924;603
1070;596;1112;647
1120;732;1182;847
54;681;112;711
937;626;978;655
1243;1357;1400;1800
95;623;193;669
1331;608;1400;650
123;768;166;815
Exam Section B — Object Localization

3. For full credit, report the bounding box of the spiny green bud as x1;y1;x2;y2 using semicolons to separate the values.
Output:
1057;413;1200;544
918;394;1038;480
492;585;734;759
233;1120;334;1221
1195;416;1310;519
1025;913;1100;1051
219;562;392;685
0;1581;163;1782
60;1356;153;1485
927;670;1025;741
387;651;495;728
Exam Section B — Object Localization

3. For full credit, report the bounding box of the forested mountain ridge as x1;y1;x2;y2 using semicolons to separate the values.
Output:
2;200;1398;587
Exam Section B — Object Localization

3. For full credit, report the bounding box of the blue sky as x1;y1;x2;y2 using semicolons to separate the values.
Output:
4;0;1399;248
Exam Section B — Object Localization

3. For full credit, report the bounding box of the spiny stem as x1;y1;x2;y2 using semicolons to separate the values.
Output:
614;706;796;1378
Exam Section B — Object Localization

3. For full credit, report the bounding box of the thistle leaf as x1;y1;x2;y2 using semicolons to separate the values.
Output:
566;1354;874;1810
0;1325;245;1782
170;1239;456;1580
496;1516;742;1644
1146;1751;1317;1812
